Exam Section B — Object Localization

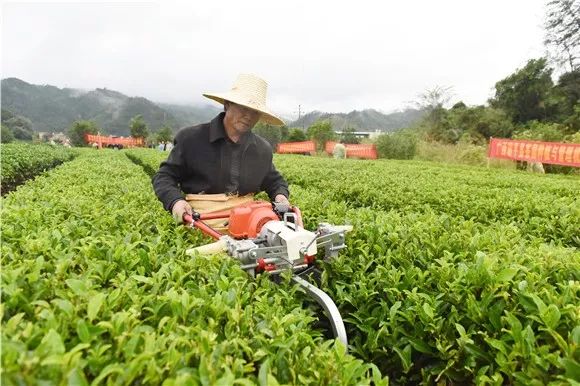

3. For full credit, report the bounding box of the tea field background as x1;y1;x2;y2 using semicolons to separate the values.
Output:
1;145;579;385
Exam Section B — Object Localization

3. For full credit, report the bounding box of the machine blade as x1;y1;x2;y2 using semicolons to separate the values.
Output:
291;275;348;349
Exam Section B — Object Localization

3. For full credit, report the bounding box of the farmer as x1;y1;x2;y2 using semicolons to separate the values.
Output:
152;74;290;227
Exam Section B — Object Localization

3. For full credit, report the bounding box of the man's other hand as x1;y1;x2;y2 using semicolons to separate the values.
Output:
172;199;193;223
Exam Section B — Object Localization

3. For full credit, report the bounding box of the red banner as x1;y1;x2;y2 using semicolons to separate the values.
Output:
85;134;144;148
488;138;580;167
277;141;316;154
325;142;378;160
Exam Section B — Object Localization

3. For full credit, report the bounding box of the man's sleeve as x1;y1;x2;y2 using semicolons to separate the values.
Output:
152;132;187;211
261;162;290;201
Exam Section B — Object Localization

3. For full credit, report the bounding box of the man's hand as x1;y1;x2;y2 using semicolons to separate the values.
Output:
274;194;290;204
172;199;193;223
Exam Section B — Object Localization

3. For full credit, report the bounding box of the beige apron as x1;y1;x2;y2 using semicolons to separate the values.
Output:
185;193;255;234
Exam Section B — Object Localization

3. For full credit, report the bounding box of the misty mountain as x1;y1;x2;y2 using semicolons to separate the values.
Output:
1;78;425;137
289;108;425;132
0;78;220;136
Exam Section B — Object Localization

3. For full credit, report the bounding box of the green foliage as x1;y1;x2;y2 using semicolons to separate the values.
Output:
2;148;579;384
1;108;34;141
513;120;568;142
472;107;515;139
375;132;417;159
563;104;580;131
415;141;500;168
553;70;580;130
156;125;173;143
2;124;15;143
130;115;148;138
275;155;580;246
252;123;287;149
273;156;580;383
307;120;336;151
512;120;579;175
566;131;580;143
490;58;556;124
1;150;388;385
287;128;307;142
424;106;515;144
0;142;76;193
340;127;360;144
67;120;98;147
457;145;487;165
544;0;580;71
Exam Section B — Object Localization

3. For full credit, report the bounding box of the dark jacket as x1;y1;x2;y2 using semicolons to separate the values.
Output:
152;113;289;211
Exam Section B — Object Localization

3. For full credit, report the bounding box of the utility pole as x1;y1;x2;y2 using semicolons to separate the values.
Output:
294;104;306;130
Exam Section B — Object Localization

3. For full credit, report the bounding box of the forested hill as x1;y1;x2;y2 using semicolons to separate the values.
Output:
0;78;220;135
1;77;423;135
289;108;426;132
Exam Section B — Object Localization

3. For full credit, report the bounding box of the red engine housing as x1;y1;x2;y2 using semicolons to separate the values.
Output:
228;202;279;239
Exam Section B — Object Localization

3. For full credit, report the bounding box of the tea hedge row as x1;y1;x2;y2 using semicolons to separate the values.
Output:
1;150;387;385
0;143;77;194
93;149;580;383
124;149;580;247
274;155;580;247
288;184;579;385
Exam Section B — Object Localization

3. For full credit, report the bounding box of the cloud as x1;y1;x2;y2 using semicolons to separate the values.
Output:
2;0;547;116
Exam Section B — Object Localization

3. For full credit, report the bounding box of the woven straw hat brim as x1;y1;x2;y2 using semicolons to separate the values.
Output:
203;92;285;126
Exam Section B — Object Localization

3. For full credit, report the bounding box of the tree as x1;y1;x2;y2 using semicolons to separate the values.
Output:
156;125;173;143
1;124;14;143
544;0;580;71
415;86;455;142
252;123;285;149
307;120;335;151
1;109;34;141
287;128;307;142
489;58;556;124
416;86;454;111
551;69;580;127
375;131;417;159
443;106;514;142
68;120;98;147
130;115;148;138
340;127;360;144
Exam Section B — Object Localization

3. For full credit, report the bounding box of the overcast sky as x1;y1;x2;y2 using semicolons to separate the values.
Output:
2;0;548;119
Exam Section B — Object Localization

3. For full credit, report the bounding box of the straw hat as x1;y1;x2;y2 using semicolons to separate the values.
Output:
203;74;284;126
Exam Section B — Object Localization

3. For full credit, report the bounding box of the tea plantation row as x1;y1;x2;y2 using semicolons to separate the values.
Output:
1;150;386;385
124;149;579;385
1;143;77;194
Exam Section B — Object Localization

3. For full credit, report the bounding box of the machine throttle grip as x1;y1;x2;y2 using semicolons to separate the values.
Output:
273;201;290;214
183;213;193;225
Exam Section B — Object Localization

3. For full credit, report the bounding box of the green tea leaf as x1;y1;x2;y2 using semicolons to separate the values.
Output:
258;359;271;386
76;319;90;343
422;303;434;319
37;329;65;356
87;293;106;321
393;344;412;373
66;279;88;297
562;358;580;381
540;304;561;330
495;267;518;282
67;367;89;386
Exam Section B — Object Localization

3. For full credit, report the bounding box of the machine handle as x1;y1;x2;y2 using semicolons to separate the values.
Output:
291;206;304;228
183;213;193;225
